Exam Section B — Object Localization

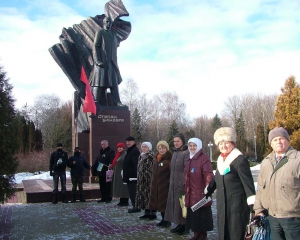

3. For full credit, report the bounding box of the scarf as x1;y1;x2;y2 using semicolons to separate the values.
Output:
217;148;242;175
157;153;163;162
112;142;125;167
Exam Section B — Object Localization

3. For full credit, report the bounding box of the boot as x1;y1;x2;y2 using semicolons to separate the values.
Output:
161;221;171;228
139;209;150;219
170;224;182;233
148;210;157;220
52;194;58;204
71;194;77;203
79;194;86;202
61;194;68;203
198;232;208;240
157;212;165;227
177;225;189;235
189;232;200;240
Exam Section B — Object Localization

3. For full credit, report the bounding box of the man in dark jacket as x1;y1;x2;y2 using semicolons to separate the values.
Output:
67;147;91;203
49;143;69;204
123;136;141;213
92;140;115;203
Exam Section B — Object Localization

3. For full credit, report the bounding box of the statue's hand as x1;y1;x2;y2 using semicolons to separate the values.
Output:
96;62;104;68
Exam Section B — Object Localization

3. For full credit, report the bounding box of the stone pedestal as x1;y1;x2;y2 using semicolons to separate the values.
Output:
72;107;130;183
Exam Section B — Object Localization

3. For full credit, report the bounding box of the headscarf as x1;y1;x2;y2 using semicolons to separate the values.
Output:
188;138;202;158
112;142;125;167
141;142;152;155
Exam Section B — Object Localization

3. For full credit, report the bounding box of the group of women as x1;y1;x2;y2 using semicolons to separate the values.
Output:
111;127;256;240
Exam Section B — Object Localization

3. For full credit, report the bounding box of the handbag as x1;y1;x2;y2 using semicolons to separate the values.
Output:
245;213;255;240
106;170;114;182
252;216;272;240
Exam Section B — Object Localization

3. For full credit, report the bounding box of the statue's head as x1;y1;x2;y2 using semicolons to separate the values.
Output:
103;16;112;30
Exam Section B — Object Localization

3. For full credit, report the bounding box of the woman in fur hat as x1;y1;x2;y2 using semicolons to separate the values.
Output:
148;140;173;228
205;127;256;240
135;142;156;220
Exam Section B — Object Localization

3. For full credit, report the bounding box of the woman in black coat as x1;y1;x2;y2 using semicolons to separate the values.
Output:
206;127;256;240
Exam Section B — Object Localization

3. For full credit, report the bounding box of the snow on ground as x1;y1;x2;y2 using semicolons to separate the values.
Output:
13;164;261;185
250;164;261;170
14;171;71;184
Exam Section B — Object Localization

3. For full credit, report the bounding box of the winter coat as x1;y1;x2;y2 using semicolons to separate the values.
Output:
184;149;213;208
209;148;255;240
92;146;115;177
148;150;172;212
91;29;122;87
112;151;129;198
254;146;300;218
165;145;189;224
123;144;140;183
67;154;91;177
135;150;155;209
49;149;68;172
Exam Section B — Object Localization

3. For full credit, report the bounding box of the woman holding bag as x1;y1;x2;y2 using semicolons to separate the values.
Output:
206;127;256;240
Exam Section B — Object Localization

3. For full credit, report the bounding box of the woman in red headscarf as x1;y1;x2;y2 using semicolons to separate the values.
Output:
112;142;130;206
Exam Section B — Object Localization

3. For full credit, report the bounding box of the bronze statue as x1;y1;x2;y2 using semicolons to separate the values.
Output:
92;16;124;107
49;0;131;131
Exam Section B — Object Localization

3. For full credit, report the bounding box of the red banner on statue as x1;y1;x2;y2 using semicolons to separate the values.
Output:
80;67;96;115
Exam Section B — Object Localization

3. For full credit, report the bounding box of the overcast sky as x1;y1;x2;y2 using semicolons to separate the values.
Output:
1;0;300;119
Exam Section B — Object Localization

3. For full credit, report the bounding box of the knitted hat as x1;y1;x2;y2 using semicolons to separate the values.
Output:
141;142;152;151
268;127;290;144
214;127;237;145
116;142;125;149
174;133;186;145
57;143;63;147
156;140;169;151
125;136;135;141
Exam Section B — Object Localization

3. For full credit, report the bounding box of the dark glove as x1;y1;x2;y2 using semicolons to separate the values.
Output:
251;215;261;226
205;185;214;199
49;171;53;176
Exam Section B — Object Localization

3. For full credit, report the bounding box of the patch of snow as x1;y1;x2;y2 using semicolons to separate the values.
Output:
14;171;71;184
251;164;261;170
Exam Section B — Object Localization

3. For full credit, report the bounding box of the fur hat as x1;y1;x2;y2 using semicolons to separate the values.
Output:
156;140;169;151
214;127;237;145
268;127;290;144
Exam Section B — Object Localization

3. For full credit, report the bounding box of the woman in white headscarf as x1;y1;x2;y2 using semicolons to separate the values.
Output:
135;142;156;219
184;138;214;240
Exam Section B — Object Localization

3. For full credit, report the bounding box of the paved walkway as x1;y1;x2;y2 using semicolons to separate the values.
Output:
1;197;218;240
1;170;259;240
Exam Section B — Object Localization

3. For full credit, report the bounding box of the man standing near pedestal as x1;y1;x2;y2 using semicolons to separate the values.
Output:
123;136;141;213
92;140;115;203
67;147;91;203
49;143;69;204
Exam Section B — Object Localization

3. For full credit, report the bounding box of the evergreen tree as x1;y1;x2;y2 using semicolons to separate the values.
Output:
0;65;18;203
35;129;43;151
255;124;265;162
269;76;300;150
211;114;222;134
167;120;179;149
186;129;195;140
235;111;247;152
131;108;142;143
